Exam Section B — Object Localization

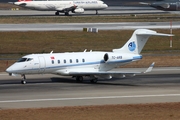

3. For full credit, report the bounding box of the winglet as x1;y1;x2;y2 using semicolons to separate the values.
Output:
144;62;155;73
139;2;151;5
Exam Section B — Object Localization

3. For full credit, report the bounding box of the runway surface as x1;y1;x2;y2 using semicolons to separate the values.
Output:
0;7;173;31
0;22;179;31
0;6;180;109
0;6;160;16
0;67;180;109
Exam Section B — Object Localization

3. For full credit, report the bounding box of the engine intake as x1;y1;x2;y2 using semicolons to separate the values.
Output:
103;53;123;63
73;8;84;13
104;53;109;62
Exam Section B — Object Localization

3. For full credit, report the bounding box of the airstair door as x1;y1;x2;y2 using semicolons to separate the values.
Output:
38;56;46;73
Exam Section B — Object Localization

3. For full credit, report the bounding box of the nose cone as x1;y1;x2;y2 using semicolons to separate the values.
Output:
104;4;108;8
6;66;13;73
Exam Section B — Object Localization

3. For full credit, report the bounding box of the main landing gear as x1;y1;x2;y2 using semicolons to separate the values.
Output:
75;76;98;83
65;12;69;16
96;10;98;15
21;74;26;84
76;76;83;83
90;78;98;83
55;11;59;15
55;11;70;16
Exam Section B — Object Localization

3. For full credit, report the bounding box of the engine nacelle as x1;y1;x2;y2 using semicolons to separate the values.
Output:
73;8;84;13
103;53;123;63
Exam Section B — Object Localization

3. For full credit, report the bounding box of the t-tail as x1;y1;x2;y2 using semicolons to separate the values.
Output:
113;29;173;54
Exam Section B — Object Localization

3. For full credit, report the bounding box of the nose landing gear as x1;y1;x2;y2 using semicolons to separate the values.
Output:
21;74;26;84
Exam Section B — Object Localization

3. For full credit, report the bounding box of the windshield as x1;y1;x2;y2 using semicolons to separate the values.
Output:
27;58;33;61
17;58;33;62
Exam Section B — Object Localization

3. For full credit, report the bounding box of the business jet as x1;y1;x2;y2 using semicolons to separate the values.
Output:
6;29;173;84
10;0;108;16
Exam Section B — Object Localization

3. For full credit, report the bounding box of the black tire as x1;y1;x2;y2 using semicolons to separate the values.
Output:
90;78;97;83
65;12;69;16
55;11;59;15
21;80;26;84
76;76;83;83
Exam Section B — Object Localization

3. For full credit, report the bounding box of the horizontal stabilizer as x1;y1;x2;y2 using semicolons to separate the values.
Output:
144;62;155;73
137;32;173;37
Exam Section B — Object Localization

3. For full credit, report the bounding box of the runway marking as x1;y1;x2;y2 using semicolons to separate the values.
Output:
0;94;180;103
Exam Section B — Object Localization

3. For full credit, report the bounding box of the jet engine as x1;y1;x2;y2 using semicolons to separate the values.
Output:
72;8;84;13
103;53;122;63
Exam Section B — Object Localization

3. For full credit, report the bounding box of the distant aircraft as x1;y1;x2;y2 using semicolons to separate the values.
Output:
6;29;173;84
140;0;180;11
9;0;108;16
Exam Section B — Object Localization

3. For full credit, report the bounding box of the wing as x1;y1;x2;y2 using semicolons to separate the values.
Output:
56;5;77;12
68;62;155;76
56;4;84;14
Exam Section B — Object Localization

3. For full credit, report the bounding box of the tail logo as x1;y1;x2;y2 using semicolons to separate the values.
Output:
128;41;136;51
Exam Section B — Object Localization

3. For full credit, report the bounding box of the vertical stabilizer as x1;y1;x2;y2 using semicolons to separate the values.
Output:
113;29;173;54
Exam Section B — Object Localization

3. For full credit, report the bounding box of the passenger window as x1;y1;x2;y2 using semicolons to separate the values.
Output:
52;60;54;64
76;59;79;63
70;59;72;63
58;60;60;64
64;60;66;63
82;59;85;62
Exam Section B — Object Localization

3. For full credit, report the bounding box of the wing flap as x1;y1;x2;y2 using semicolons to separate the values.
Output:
69;62;155;75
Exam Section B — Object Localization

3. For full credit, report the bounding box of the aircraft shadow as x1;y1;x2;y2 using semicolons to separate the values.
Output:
1;74;179;86
0;77;53;85
50;77;139;86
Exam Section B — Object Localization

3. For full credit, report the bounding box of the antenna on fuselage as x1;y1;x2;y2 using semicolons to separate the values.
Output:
50;50;53;54
84;49;87;52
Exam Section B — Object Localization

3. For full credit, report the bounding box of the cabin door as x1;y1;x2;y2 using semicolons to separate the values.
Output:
38;56;46;73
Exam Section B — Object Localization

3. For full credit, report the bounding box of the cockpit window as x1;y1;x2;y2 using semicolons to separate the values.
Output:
17;58;33;62
17;58;27;62
27;58;33;61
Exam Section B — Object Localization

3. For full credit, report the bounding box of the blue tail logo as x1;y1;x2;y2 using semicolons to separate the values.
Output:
128;41;136;51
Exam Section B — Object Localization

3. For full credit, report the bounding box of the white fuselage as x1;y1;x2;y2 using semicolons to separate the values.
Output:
6;29;172;83
6;52;142;75
14;0;108;11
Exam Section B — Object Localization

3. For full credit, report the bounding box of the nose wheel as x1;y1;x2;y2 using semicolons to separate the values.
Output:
21;74;26;84
96;10;98;15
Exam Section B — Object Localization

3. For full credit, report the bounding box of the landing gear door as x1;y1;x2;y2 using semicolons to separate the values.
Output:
38;56;46;73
